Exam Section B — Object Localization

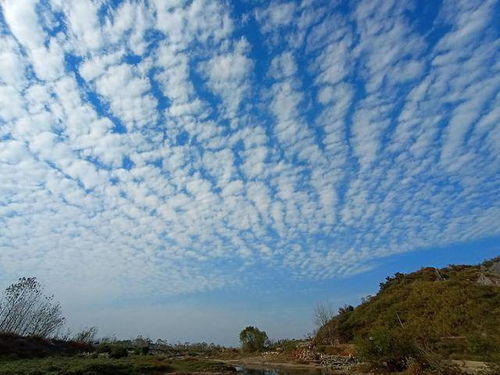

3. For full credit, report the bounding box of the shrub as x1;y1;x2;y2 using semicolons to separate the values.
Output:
96;343;112;353
355;328;422;372
466;334;494;355
133;346;150;355
73;326;98;344
109;346;128;359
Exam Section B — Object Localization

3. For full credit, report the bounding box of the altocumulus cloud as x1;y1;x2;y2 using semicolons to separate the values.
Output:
0;0;499;303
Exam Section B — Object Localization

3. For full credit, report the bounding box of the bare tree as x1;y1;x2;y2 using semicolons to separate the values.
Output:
0;277;65;338
314;301;335;328
73;326;98;344
314;302;336;344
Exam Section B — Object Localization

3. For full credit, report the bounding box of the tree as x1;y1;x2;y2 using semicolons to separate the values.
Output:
314;302;336;344
314;302;335;328
239;326;269;352
0;277;65;338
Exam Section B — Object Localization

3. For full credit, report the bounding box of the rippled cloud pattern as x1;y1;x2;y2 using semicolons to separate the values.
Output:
0;0;499;300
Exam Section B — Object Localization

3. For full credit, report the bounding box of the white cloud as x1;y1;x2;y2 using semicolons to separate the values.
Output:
269;51;297;79
3;0;65;81
203;39;253;119
0;0;498;332
0;36;28;89
3;0;45;50
256;2;297;33
93;63;158;130
60;0;103;53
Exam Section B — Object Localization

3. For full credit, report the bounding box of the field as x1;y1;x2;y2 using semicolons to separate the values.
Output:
0;355;235;375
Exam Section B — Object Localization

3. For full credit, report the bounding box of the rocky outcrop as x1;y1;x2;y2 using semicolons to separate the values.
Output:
487;260;500;275
319;354;358;370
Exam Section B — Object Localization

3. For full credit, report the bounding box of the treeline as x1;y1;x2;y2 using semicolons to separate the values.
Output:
0;277;234;360
95;337;233;358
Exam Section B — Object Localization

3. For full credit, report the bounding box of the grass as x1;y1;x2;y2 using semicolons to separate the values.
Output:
0;355;234;375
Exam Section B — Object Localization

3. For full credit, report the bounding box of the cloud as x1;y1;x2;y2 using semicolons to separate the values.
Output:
93;63;158;130
255;2;297;33
0;0;498;317
269;51;297;79
202;39;254;119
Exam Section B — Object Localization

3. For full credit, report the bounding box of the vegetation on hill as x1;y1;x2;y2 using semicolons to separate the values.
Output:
315;257;500;370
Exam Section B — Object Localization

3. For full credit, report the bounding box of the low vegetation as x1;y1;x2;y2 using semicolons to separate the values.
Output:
0;332;92;359
315;257;500;373
0;356;234;375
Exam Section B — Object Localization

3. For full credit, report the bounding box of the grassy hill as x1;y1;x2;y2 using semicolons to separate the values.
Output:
315;257;500;361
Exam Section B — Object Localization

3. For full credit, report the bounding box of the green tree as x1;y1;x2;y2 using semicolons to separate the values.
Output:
239;326;269;352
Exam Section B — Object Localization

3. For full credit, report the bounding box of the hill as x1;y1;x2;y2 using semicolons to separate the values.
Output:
315;257;500;360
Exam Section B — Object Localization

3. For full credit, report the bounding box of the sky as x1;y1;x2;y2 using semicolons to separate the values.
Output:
0;0;499;346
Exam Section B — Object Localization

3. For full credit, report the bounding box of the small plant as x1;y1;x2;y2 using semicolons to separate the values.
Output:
406;357;425;375
109;346;128;358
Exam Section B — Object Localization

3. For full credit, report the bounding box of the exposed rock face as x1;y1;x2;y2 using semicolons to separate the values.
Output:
477;259;500;286
477;273;500;286
477;273;498;286
488;260;500;275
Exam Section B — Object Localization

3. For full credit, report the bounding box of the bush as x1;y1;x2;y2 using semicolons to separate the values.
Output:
355;328;423;372
466;334;495;355
109;346;128;359
96;343;112;353
133;346;150;355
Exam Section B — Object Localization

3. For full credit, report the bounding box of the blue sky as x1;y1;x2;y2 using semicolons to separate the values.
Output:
0;0;499;345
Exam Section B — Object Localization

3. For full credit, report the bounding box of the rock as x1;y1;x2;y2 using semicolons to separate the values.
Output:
319;354;358;370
